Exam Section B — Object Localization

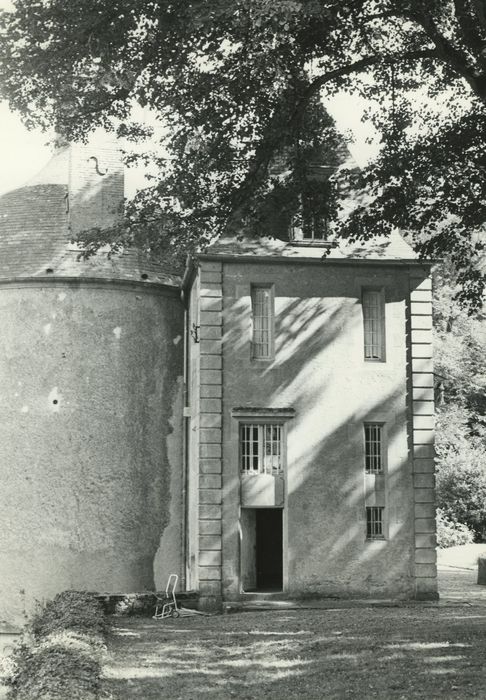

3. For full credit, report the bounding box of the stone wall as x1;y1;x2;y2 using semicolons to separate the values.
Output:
408;270;438;599
186;262;224;609
0;280;184;624
207;259;428;600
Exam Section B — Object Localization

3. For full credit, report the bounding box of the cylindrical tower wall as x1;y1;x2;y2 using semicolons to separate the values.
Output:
0;280;184;622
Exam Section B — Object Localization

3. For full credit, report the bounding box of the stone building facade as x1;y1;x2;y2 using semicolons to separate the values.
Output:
0;135;437;623
184;238;436;609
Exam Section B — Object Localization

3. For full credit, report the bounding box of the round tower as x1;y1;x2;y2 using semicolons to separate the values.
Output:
0;131;184;623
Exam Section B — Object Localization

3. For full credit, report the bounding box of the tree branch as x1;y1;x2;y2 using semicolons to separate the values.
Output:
289;49;439;129
227;48;439;226
409;8;486;102
472;0;486;36
453;0;486;64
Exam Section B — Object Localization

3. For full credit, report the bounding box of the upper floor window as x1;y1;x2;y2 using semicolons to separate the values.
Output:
240;423;283;474
362;289;385;361
290;214;329;242
251;285;274;359
364;423;384;474
289;173;333;243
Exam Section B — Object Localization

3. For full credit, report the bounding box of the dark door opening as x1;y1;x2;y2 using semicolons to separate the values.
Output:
256;508;283;591
241;507;283;592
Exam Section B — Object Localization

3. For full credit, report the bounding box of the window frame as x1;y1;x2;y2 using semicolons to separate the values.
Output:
239;422;284;475
362;287;386;362
250;284;275;361
290;214;329;242
364;422;385;475
366;506;386;540
233;408;294;479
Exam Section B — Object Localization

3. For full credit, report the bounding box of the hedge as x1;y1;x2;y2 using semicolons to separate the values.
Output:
5;591;109;700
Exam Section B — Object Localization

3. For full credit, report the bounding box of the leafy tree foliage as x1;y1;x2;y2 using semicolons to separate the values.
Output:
436;508;475;548
434;269;486;540
436;434;486;541
434;267;486;433
1;1;486;302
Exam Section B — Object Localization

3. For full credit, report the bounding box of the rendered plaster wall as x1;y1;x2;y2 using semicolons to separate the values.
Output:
0;282;184;624
220;261;422;600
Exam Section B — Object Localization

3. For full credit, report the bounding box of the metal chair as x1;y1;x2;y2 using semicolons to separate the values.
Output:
153;573;180;619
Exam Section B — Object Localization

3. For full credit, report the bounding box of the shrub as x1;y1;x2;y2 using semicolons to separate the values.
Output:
30;590;108;640
4;591;109;699
436;508;475;549
6;642;100;700
436;448;486;542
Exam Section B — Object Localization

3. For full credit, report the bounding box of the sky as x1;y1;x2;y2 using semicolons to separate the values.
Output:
0;0;378;196
0;95;377;197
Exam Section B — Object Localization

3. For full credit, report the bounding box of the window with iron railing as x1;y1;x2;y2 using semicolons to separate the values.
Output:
240;424;283;474
364;423;384;474
366;506;385;539
251;285;273;359
362;289;385;361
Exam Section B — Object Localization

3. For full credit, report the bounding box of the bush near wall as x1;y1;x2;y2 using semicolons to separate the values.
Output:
436;508;475;549
5;591;109;700
436;450;486;542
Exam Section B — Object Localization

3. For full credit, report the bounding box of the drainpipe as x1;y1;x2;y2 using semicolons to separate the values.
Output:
181;290;190;591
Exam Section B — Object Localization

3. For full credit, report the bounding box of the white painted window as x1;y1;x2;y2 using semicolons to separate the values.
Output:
366;506;385;539
291;215;328;241
362;289;385;360
364;423;384;474
240;424;283;474
251;286;273;359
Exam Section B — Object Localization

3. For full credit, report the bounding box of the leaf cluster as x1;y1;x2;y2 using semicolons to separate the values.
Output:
436;507;475;548
1;1;486;304
433;268;486;541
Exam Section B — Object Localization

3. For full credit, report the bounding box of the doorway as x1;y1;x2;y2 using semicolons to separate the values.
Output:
241;508;283;592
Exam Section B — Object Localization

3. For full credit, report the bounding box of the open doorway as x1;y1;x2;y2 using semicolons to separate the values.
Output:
241;508;283;592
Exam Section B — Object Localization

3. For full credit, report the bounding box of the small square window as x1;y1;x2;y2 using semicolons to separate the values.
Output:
362;289;385;361
366;506;385;539
364;423;384;474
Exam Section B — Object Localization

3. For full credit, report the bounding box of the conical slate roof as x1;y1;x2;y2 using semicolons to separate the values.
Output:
0;134;179;287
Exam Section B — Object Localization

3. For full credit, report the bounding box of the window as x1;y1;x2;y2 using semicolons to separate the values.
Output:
364;423;384;474
240;424;283;474
291;213;329;241
251;286;273;359
362;289;385;361
366;507;385;539
289;177;331;243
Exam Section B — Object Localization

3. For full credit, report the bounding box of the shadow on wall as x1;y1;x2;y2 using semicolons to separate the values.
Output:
221;272;423;598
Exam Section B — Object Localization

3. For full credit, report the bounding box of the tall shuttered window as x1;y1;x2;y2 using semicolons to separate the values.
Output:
364;423;384;474
251;286;273;359
362;289;385;361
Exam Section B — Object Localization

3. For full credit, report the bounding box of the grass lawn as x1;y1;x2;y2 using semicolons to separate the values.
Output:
102;605;486;699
